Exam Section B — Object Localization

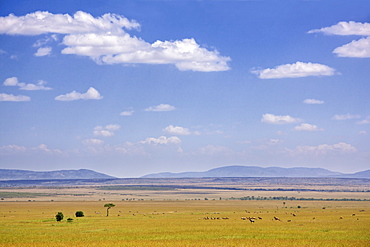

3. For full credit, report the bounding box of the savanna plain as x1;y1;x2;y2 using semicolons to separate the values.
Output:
1;178;369;246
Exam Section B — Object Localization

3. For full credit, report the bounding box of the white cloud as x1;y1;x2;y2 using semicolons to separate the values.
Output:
293;123;324;132
333;37;370;58
308;21;370;36
0;144;62;155
332;114;361;120
0;11;230;72
252;61;336;79
288;142;357;155
303;99;324;104
93;124;120;137
34;47;52;56
3;77;52;90
55;87;102;101
163;125;191;135
261;113;302;124
357;119;370;125
105;124;121;131
0;93;30;102
145;104;175;112
82;138;104;145
308;21;370;58
140;136;181;145
120;110;134;116
359;131;367;135
0;11;140;35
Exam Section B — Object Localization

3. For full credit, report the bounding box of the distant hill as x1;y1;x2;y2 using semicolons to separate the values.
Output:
141;165;361;178
341;169;370;178
0;169;115;180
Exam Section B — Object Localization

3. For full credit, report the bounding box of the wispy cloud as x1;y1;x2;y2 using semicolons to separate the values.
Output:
0;93;31;102
308;21;370;36
252;61;336;79
261;113;302;124
3;77;52;90
120;110;134;116
93;124;120;137
332;114;361;120
287;142;357;155
303;99;324;104
145;104;175;112
140;136;181;145
55;87;103;101
0;11;230;72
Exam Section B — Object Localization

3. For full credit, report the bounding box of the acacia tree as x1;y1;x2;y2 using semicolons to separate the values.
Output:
104;203;115;216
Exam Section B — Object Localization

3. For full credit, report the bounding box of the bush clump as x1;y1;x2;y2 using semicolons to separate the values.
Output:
75;211;84;217
55;212;64;221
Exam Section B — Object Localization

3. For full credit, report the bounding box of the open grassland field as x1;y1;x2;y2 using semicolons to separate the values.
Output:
0;200;369;247
0;178;369;246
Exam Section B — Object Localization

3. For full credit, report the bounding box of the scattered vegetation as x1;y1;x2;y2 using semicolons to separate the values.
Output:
230;196;370;201
55;212;64;221
97;185;176;191
75;211;84;217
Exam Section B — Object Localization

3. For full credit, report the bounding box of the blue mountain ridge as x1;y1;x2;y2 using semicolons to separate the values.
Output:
141;165;370;178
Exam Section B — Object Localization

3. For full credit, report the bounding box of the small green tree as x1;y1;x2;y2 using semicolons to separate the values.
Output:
55;212;64;221
75;211;84;217
104;203;115;216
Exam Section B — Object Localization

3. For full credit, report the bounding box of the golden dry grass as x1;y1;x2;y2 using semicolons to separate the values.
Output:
0;200;369;246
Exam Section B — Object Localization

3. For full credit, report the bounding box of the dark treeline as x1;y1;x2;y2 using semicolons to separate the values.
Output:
229;196;370;201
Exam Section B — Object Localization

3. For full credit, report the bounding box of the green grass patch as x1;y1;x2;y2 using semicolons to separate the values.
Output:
0;191;50;198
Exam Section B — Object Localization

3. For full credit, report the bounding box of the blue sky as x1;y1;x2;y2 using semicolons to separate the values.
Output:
0;0;369;177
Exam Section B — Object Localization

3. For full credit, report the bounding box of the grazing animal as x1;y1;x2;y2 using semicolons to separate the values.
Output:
222;217;229;220
248;218;255;223
258;217;262;220
241;217;247;220
274;216;281;221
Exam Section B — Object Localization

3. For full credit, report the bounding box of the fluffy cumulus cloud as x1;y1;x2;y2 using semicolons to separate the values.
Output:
93;124;120;137
333;37;370;57
34;47;52;56
303;99;324;104
0;93;30;102
309;21;370;58
252;61;335;79
3;77;52;90
261;113;302;124
163;125;191;135
288;142;357;156
293;123;324;132
0;11;230;71
55;87;102;101
145;104;175;112
332;114;361;120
